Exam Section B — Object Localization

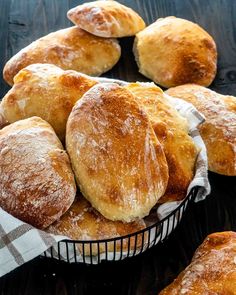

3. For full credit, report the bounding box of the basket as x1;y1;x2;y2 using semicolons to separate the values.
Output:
43;186;199;264
41;79;208;265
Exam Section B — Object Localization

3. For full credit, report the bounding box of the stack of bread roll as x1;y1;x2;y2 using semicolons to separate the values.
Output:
3;0;146;86
131;13;236;176
0;0;235;255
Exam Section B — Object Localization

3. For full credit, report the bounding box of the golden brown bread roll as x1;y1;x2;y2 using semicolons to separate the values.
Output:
67;0;145;38
66;83;169;222
0;117;76;229
126;83;198;202
159;231;236;294
0;107;8;130
133;16;217;88
3;26;121;86
48;194;146;255
166;84;236;176
1;63;97;140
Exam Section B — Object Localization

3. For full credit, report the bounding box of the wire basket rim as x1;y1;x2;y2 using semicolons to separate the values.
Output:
58;186;199;245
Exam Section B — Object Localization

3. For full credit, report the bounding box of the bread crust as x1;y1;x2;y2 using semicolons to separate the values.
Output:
0;117;76;229
126;83;198;202
3;26;121;86
67;0;145;38
166;84;236;175
160;231;236;294
133;16;217;88
66;83;169;222
0;105;9;130
48;194;146;255
1;64;97;140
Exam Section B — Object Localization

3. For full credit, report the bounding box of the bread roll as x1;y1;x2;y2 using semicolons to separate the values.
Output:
133;16;217;88
66;83;168;222
166;84;236;175
126;83;198;202
67;0;145;38
160;231;236;294
1;63;97;140
0;117;76;229
0;106;8;130
48;194;146;255
3;26;121;86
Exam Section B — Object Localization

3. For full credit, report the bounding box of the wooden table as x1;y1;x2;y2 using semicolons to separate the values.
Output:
0;0;236;294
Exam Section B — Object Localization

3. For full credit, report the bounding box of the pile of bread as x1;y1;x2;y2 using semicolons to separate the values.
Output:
0;0;235;260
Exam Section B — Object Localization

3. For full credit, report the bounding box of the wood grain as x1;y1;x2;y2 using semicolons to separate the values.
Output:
0;0;236;294
0;0;10;97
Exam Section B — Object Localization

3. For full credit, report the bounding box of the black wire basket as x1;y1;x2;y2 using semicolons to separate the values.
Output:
43;187;199;264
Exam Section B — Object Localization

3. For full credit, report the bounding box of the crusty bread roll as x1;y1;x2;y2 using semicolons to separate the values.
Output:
0;107;8;130
126;83;198;202
133;16;217;88
48;194;146;255
66;83;169;222
166;84;236;176
67;0;145;38
3;26;121;86
160;231;236;294
1;64;97;140
0;117;76;229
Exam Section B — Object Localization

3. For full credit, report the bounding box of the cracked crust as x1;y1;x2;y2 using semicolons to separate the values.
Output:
133;16;217;88
67;0;145;38
48;194;146;255
66;83;169;222
1;64;97;140
0;117;76;229
3;26;121;86
160;231;236;294
126;83;198;202
166;84;236;175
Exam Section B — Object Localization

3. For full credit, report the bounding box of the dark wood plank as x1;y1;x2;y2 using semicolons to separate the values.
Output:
0;0;11;97
8;0;71;56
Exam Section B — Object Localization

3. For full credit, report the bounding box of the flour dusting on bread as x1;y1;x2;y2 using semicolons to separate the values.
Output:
0;117;76;229
66;83;169;222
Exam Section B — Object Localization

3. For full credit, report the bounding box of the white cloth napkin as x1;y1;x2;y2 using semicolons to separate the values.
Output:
0;80;210;277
